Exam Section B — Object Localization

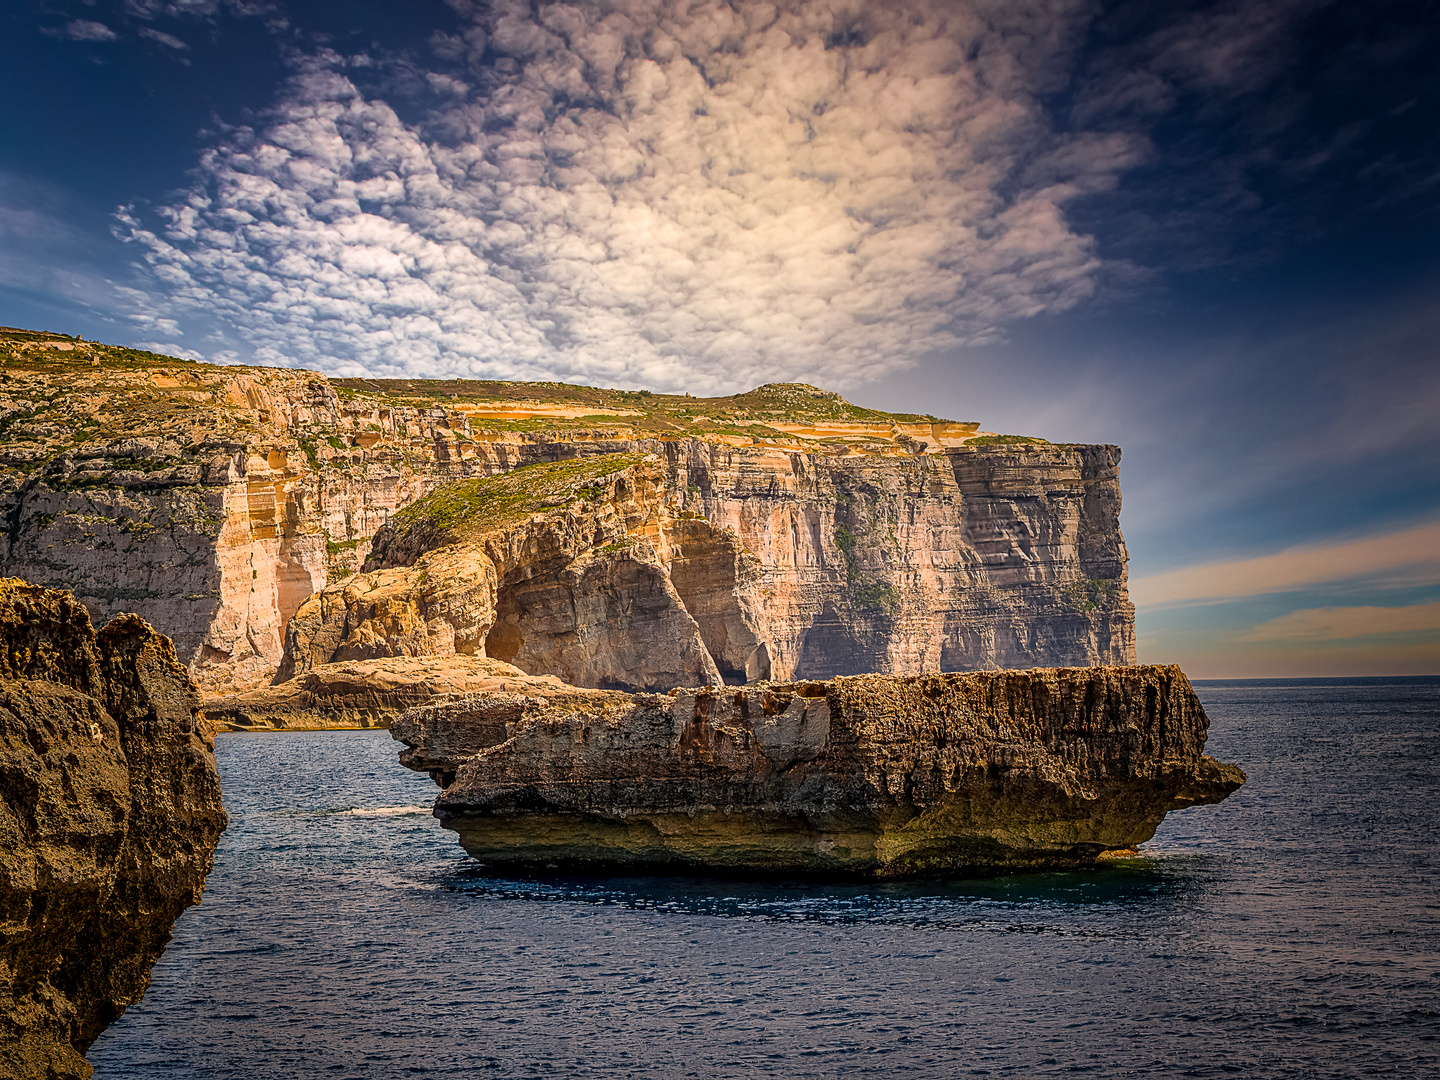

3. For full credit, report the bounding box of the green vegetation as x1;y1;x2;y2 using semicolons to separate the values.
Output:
1067;578;1119;613
966;434;1050;446
388;454;648;542
832;519;902;610
0;326;1044;491
850;581;901;609
328;374;969;439
597;536;640;556
326;538;360;557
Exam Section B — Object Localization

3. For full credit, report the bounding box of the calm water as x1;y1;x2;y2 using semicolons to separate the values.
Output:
90;678;1440;1078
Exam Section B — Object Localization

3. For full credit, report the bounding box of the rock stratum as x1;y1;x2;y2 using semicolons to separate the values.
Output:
0;580;226;1080
393;664;1243;878
0;327;1135;726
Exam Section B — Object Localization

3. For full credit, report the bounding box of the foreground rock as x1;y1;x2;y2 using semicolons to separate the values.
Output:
393;664;1243;878
0;581;227;1079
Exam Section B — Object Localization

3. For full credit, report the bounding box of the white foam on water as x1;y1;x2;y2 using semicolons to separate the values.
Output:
332;805;433;818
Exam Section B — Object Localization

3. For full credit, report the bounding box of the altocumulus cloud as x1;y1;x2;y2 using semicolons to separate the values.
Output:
61;19;120;41
118;0;1146;391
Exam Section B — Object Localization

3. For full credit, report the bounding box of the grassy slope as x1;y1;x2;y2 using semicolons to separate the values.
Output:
386;454;650;544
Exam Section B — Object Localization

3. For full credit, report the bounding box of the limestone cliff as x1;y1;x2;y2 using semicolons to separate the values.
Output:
0;580;227;1079
281;455;724;692
392;665;1243;878
0;327;1134;707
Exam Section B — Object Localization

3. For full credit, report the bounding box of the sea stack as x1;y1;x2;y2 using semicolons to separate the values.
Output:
392;665;1245;878
0;581;227;1080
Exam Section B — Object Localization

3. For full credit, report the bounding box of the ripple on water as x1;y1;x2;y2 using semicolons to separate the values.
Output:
89;680;1440;1079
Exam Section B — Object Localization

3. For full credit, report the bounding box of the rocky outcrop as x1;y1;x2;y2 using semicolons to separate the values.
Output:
392;665;1243;878
280;456;726;704
0;330;1134;707
203;656;586;732
0;580;226;1079
272;444;1137;726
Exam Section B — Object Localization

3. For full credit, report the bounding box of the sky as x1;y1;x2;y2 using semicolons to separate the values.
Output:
1;0;1437;677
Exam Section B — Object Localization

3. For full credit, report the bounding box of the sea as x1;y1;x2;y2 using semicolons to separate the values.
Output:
89;677;1440;1078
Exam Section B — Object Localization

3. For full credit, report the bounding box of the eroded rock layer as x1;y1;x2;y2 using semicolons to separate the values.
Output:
0;331;1134;705
204;656;579;732
0;580;226;1080
280;456;725;703
393;664;1244;878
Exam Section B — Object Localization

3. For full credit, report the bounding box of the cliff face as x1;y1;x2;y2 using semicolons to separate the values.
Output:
392;665;1244;878
0;329;1134;705
281;455;724;694
0;580;227;1079
666;438;1133;682
0;334;461;698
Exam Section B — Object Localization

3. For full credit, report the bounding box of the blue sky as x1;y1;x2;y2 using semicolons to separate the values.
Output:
2;0;1437;676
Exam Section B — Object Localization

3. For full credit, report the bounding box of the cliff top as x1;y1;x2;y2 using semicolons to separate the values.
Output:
0;327;1056;472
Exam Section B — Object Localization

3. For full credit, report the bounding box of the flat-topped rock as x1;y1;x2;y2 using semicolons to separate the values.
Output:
392;663;1244;879
204;655;585;731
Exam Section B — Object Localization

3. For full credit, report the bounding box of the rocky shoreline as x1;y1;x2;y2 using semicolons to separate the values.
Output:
0;581;226;1079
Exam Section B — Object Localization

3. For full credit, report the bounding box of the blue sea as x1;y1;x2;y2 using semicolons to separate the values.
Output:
90;678;1440;1078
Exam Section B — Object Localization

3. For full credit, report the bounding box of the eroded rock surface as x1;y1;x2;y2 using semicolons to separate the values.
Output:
0;331;1135;704
393;664;1244;878
0;580;226;1079
204;655;580;732
281;455;725;702
270;447;1140;727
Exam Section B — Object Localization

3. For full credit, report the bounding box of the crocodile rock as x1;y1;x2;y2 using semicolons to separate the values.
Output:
391;664;1243;878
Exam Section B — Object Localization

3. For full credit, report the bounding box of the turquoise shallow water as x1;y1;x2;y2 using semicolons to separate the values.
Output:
90;678;1440;1078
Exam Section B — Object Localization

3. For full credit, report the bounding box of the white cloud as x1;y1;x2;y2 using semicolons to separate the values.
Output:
64;20;120;41
123;0;271;17
1129;520;1440;609
139;27;190;49
1238;601;1440;643
134;341;206;360
118;0;1145;392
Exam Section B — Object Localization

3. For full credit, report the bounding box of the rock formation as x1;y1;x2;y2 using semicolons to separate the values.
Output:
392;665;1244;878
203;656;575;732
279;456;726;695
0;580;227;1079
0;329;1135;716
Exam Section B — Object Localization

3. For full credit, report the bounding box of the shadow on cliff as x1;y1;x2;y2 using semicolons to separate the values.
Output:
438;856;1225;932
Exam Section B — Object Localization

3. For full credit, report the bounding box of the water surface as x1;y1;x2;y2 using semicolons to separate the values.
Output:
90;678;1440;1077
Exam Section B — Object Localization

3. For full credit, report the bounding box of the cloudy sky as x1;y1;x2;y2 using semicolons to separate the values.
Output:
2;0;1437;676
